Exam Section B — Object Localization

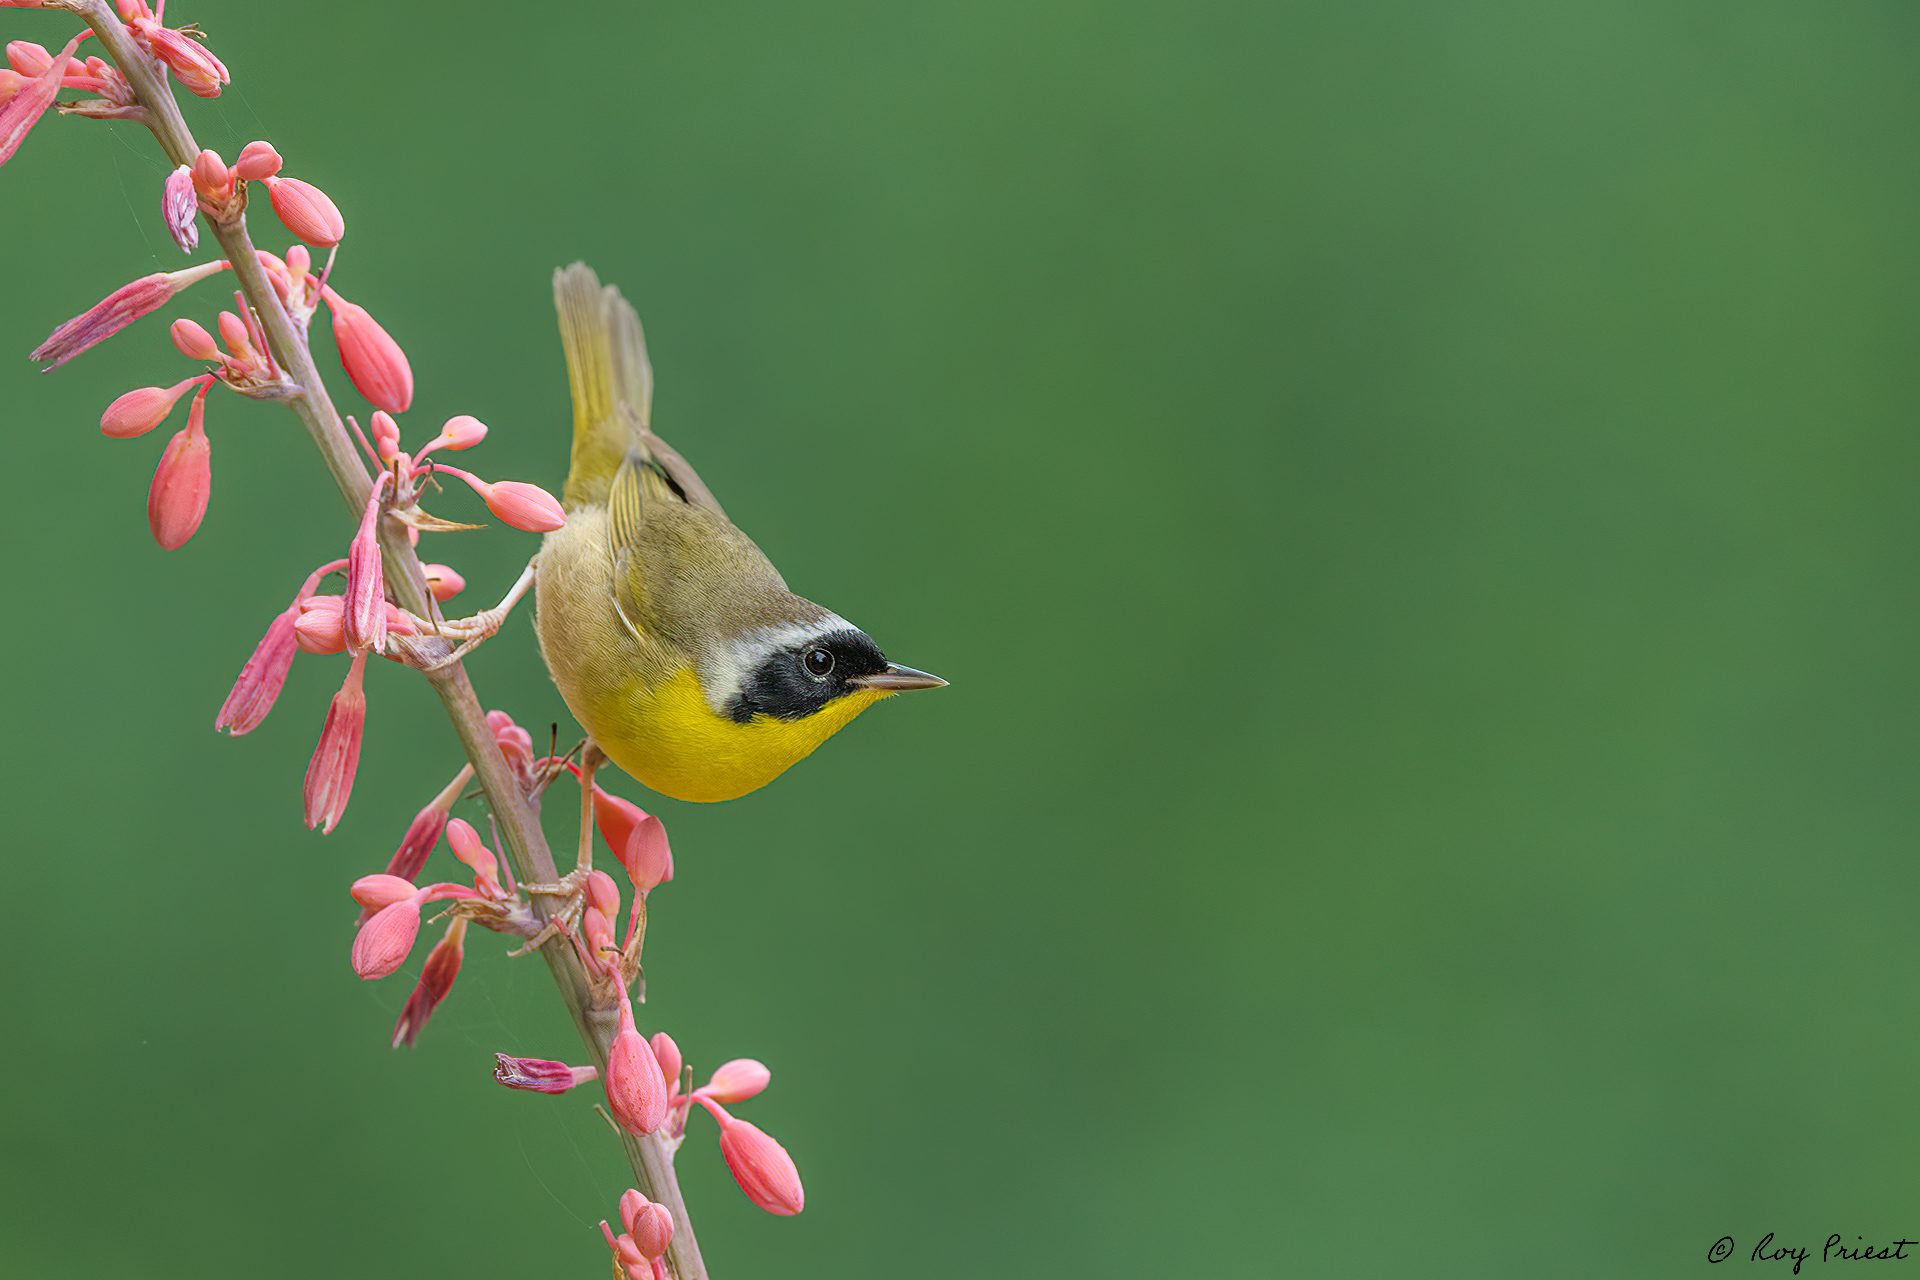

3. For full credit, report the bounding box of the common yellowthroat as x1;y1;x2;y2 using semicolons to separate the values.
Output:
534;264;944;803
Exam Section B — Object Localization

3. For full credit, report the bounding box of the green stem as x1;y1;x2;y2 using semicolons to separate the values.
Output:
60;4;707;1275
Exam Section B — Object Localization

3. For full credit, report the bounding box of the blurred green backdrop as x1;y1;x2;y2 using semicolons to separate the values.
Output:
4;2;1917;1277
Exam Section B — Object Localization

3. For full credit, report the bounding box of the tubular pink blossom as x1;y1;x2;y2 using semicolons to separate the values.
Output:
214;603;299;735
327;295;413;413
435;466;567;533
375;807;447;900
591;785;674;896
487;709;535;790
170;317;218;361
493;1054;598;1094
392;916;466;1048
304;652;367;833
702;1059;772;1105
147;382;213;550
162;165;198;252
369;410;402;462
133;20;228;98
0;29;84;169
444;818;504;899
419;414;487;456
191;148;232;204
604;975;668;1137
699;1097;805;1216
600;1222;650;1280
31;259;226;369
262;174;344;246
351;890;422;980
616;1191;673;1261
294;595;348;654
350;873;418;912
232;139;282;182
343;480;388;655
100;374;208;439
649;1032;682;1091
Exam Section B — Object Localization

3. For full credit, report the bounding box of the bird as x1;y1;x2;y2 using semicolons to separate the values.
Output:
533;263;945;803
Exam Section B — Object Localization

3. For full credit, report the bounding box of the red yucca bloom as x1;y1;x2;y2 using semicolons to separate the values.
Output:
603;974;668;1137
494;1054;598;1095
162;165;197;252
434;465;568;533
0;27;84;168
100;373;211;439
701;1059;772;1105
213;604;299;736
262;174;344;246
326;292;413;413
699;1097;805;1216
392;916;466;1048
32;260;226;370
342;479;388;655
146;379;213;549
304;651;367;832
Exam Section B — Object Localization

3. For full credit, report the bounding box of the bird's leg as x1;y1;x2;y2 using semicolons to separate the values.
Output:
573;742;605;877
415;558;538;671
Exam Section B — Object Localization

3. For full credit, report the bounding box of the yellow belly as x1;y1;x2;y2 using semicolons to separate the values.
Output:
596;667;889;803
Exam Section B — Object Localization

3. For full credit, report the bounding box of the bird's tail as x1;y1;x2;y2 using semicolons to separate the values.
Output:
553;262;654;508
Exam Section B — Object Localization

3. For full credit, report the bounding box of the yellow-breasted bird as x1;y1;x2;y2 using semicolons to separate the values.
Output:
534;264;945;803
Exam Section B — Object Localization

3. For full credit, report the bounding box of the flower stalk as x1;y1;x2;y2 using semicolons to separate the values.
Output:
50;1;709;1273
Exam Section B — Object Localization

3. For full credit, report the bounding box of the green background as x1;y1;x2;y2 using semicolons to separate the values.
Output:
3;2;1915;1276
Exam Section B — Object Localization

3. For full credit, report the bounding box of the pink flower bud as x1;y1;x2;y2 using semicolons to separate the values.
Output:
350;873;418;912
649;1032;682;1091
343;482;387;655
147;382;212;550
422;414;487;454
480;479;568;533
703;1099;805;1216
592;787;674;896
170;317;218;361
392;916;466;1048
599;1222;650;1280
216;309;254;362
582;904;616;968
604;978;668;1137
445;818;504;898
294;595;347;654
358;798;451;925
487;709;535;790
494;1054;598;1094
620;1193;673;1260
100;374;207;439
422;564;465;601
328;295;413;413
584;868;620;923
262;174;344;247
233;139;282;182
369;410;401;462
702;1059;771;1105
162;165;198;252
351;891;422;980
0;29;84;169
304;652;367;833
5;41;53;77
190;148;231;203
214;603;298;735
31;259;226;369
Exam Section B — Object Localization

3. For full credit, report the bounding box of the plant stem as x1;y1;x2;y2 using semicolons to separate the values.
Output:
60;4;707;1275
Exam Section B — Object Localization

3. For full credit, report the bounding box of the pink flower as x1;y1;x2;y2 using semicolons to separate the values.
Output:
304;652;367;833
262;175;344;246
130;18;229;98
147;381;213;550
326;293;413;413
351;891;422;980
421;563;465;601
214;603;299;735
232;140;281;182
418;414;487;456
100;373;210;439
487;709;535;791
445;818;505;899
170;317;217;361
31;260;226;369
701;1059;771;1105
190;148;232;207
493;1054;598;1094
618;1190;674;1261
294;595;347;654
370;802;451;911
604;974;668;1137
349;873;418;912
649;1031;682;1091
697;1096;805;1216
0;28;85;169
435;465;567;533
343;479;388;655
392;916;466;1048
590;785;674;896
598;1221;651;1280
162;165;197;252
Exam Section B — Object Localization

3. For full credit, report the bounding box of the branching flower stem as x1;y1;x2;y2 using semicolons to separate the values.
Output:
53;3;708;1275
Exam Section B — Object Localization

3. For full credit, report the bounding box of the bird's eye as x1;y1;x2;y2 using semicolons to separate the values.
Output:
803;647;834;677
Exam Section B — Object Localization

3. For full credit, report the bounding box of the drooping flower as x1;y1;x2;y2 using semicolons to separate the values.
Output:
493;1054;598;1094
326;292;412;413
31;259;227;369
146;380;213;549
696;1095;805;1216
433;465;567;532
351;891;422;980
701;1059;772;1105
127;15;229;98
392;916;466;1048
261;174;344;246
214;603;299;735
603;974;668;1137
349;874;419;913
589;783;674;896
343;478;389;655
162;165;198;252
304;651;367;833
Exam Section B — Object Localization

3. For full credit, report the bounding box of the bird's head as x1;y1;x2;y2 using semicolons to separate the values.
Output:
702;614;946;726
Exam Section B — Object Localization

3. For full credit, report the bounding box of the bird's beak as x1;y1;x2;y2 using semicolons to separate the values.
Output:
854;663;948;692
